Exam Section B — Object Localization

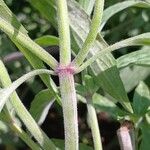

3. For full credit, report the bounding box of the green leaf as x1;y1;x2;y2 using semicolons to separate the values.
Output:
76;83;87;96
100;0;150;31
35;35;59;47
95;66;133;113
28;0;57;27
140;124;150;150
117;47;150;68
93;93;128;119
78;0;95;15
52;138;93;150
132;82;150;116
120;66;150;92
30;89;55;125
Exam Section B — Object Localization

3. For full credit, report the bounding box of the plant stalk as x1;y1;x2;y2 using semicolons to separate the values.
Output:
76;33;150;73
0;18;58;70
56;0;78;149
59;70;78;150
57;0;71;65
87;98;103;150
73;0;104;67
0;61;57;150
4;109;41;150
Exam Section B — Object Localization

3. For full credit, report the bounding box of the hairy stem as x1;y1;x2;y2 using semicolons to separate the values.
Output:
87;98;103;150
76;33;150;73
58;70;78;150
57;0;71;65
56;0;78;149
0;18;58;70
4;109;41;150
73;0;104;67
0;61;57;150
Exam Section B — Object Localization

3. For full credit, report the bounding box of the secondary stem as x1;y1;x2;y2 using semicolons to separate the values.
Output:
87;98;103;150
0;19;58;70
4;109;41;150
0;61;56;150
59;70;78;150
73;0;104;67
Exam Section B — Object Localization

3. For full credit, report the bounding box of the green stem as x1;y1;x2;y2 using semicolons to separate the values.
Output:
57;0;71;65
87;98;103;150
6;69;55;95
73;0;104;67
4;109;41;150
0;67;55;112
56;0;78;149
12;123;41;150
0;61;57;150
76;32;150;73
59;71;78;150
0;18;58;70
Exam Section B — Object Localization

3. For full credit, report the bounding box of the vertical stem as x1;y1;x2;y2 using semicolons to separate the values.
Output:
87;98;103;150
57;0;71;65
59;70;78;150
57;0;78;149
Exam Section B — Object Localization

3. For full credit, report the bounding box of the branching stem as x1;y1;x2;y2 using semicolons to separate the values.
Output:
73;0;104;67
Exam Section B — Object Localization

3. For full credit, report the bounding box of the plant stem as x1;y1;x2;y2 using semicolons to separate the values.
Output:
4;109;41;150
0;18;58;70
57;0;71;65
56;0;78;149
0;61;57;150
76;33;150;73
0;68;56;112
59;70;78;150
73;0;104;67
87;98;103;150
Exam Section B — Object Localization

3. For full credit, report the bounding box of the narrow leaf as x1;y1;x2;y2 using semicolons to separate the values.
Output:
120;66;150;92
133;82;150;116
78;0;95;15
94;66;133;112
140;124;150;150
100;0;150;31
93;93;128;119
78;33;150;72
117;47;150;68
30;89;55;125
35;35;59;47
